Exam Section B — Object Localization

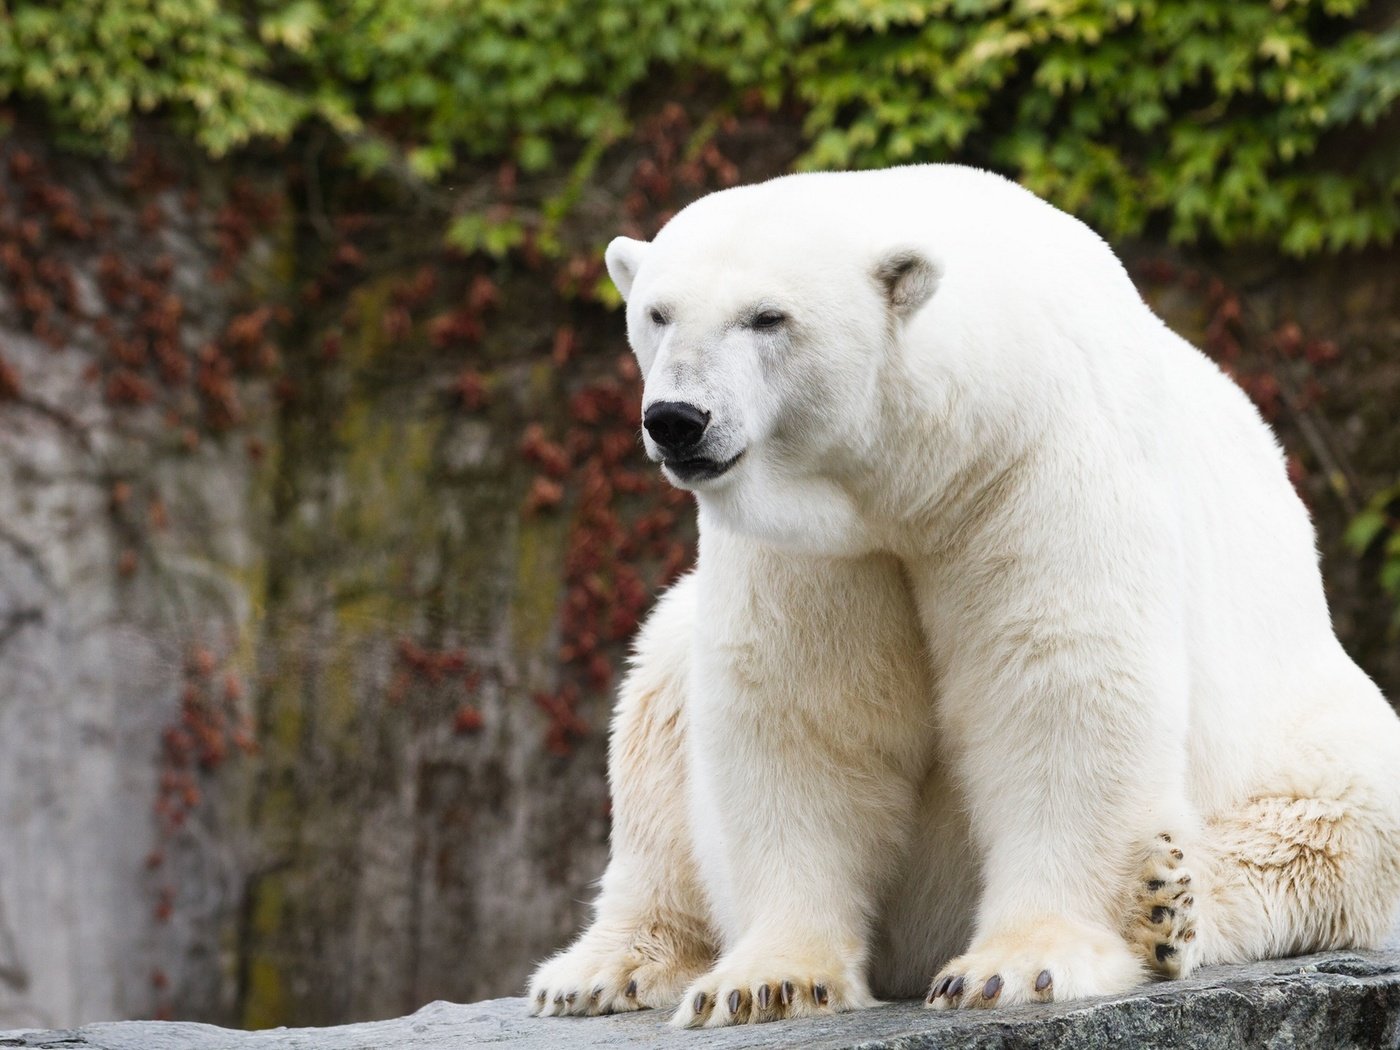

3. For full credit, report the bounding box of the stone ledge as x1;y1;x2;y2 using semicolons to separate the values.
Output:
4;947;1399;1050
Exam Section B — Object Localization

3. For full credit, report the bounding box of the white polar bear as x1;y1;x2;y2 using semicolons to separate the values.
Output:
528;165;1400;1026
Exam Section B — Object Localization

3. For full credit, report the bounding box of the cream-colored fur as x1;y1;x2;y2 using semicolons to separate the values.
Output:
528;166;1400;1025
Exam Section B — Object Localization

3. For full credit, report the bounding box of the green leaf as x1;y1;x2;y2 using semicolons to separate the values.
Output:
1346;508;1389;553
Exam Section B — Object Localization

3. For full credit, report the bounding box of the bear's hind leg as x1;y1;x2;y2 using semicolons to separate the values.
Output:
529;578;716;1016
1196;789;1399;967
1125;714;1400;979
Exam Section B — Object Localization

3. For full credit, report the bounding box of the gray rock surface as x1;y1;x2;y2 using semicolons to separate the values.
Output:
4;946;1398;1050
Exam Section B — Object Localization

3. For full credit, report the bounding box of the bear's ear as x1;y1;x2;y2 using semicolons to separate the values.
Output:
873;248;940;319
605;236;650;302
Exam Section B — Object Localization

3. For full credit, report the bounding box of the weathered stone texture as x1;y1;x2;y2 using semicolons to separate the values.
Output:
3;947;1398;1049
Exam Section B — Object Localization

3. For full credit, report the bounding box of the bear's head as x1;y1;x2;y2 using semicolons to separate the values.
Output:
606;176;942;556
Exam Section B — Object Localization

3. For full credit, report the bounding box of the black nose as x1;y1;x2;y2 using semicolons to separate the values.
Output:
644;401;710;453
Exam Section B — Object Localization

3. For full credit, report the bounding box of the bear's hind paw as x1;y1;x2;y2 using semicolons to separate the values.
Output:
1125;831;1202;980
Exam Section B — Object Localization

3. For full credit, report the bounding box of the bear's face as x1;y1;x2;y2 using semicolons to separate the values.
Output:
611;247;789;491
605;187;940;555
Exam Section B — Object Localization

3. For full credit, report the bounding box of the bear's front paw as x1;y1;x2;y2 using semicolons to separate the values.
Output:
528;928;708;1017
925;916;1145;1010
671;948;875;1028
1124;831;1202;979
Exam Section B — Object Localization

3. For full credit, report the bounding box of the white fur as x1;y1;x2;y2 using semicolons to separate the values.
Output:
531;166;1400;1024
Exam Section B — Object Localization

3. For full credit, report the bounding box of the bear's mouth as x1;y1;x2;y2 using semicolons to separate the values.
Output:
662;450;744;485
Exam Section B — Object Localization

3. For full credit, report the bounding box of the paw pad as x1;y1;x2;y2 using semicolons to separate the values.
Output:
1128;832;1202;980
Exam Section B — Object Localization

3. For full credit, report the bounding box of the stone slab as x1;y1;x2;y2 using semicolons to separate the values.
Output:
3;946;1399;1049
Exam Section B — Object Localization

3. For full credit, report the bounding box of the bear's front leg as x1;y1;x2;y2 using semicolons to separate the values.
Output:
528;578;715;1016
912;505;1190;1009
673;529;935;1027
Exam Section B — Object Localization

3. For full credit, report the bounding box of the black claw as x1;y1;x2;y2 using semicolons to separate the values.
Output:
693;991;707;1015
564;992;576;1006
1170;848;1184;860
1035;969;1053;992
948;976;965;999
1156;943;1177;963
931;975;951;999
1151;905;1169;924
1160;833;1173;842
625;978;637;999
1177;875;1192;885
757;984;771;1010
535;991;546;1005
727;989;741;1014
780;980;795;1007
814;983;829;1006
1147;879;1165;891
983;974;1003;1000
1181;896;1195;909
553;993;564;1005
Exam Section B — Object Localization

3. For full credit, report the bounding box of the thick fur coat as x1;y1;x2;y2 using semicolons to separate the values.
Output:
528;166;1400;1026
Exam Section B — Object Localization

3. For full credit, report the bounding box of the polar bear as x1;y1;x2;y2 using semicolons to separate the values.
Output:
528;165;1400;1026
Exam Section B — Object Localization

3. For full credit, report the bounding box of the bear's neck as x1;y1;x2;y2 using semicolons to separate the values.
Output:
841;360;1041;561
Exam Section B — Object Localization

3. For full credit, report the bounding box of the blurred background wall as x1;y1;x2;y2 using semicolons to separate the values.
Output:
0;0;1396;1031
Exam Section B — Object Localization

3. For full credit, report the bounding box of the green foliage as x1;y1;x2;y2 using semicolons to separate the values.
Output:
293;0;788;175
1347;483;1400;630
790;0;1400;252
0;0;312;155
1;0;1395;254
0;0;788;160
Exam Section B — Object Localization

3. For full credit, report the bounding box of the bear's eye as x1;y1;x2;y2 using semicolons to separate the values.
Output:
649;308;667;326
751;310;786;330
